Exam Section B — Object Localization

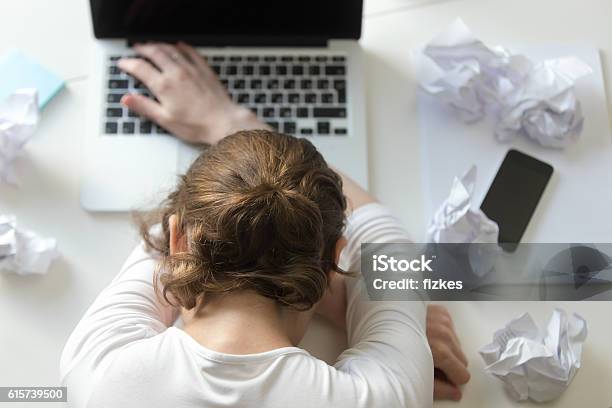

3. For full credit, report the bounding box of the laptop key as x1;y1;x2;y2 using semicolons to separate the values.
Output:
271;93;283;103
106;108;123;118
296;107;308;118
211;65;221;75
338;89;347;103
127;109;139;118
229;56;242;62
212;56;225;62
155;124;170;134
325;66;345;76
242;65;254;75
122;122;135;134
300;128;313;136
267;79;279;90
300;79;313;90
251;79;263;89
298;56;311;62
313;107;346;118
283;79;295;90
226;65;237;75
140;121;152;133
288;93;300;103
265;121;279;129
281;56;294;62
234;79;246;89
283;121;296;134
292;65;304;76
254;93;267;104
304;93;317;103
109;79;128;89
105;122;118;134
237;93;250;103
308;65;320;76
317;79;329;89
263;107;275;118
109;66;120;75
107;93;123;103
264;56;277;62
321;93;334;104
317;121;330;135
279;107;292;118
332;56;346;62
315;56;328;62
334;128;348;135
247;56;260;62
333;79;346;90
259;65;271;75
275;65;287;76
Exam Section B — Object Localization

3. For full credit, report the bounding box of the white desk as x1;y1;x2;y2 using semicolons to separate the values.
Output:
0;0;611;406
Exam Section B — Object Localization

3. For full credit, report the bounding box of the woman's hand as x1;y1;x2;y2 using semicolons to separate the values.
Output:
118;42;267;145
426;304;470;401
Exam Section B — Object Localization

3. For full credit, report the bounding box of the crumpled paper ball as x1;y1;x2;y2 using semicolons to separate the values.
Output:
479;308;587;402
417;18;592;149
0;214;58;275
426;166;499;277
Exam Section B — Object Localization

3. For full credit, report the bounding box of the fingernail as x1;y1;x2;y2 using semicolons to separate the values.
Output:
454;389;462;401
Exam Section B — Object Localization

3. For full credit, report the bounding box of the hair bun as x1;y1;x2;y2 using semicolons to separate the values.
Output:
142;130;347;311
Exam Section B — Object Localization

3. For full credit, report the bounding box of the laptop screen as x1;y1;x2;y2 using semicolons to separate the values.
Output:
90;0;363;45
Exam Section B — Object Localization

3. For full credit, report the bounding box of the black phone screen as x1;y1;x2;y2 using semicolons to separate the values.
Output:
480;149;553;252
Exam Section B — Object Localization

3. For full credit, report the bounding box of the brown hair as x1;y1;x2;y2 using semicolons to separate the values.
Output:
140;130;347;311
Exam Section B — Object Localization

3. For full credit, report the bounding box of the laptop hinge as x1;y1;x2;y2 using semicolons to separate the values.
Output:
127;36;329;47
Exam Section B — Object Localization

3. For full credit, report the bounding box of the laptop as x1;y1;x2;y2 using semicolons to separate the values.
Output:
82;0;368;211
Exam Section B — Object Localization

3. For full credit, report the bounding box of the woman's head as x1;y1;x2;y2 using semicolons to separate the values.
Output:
142;130;347;311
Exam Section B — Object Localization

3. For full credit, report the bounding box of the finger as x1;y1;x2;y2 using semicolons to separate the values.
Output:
158;43;197;75
434;378;462;401
120;94;166;124
451;332;469;367
118;57;160;88
133;43;176;71
177;42;216;77
435;347;471;385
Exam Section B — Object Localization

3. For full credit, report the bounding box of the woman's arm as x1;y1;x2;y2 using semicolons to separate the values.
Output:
59;244;176;406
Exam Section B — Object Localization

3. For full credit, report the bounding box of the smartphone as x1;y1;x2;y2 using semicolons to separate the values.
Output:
480;149;554;252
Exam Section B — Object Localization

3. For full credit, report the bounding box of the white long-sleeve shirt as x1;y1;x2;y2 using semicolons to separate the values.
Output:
60;203;434;407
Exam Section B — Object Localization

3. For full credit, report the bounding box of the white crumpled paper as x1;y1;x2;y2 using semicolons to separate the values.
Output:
0;89;39;184
480;308;587;402
426;166;499;276
0;214;58;275
427;165;499;243
418;18;592;148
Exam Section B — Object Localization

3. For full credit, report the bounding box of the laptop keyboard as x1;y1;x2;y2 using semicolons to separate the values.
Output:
104;53;349;137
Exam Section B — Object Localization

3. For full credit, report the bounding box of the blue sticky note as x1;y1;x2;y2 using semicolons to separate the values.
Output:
0;49;65;109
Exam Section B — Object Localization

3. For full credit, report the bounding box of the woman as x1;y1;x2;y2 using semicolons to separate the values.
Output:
60;43;469;407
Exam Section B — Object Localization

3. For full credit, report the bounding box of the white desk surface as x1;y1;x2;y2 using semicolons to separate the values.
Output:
1;0;611;407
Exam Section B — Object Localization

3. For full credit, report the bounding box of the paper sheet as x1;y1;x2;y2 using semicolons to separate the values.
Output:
0;214;58;275
418;18;591;148
480;308;587;402
0;88;39;184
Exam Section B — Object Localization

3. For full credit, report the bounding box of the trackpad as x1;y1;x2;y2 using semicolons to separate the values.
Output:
81;136;180;211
